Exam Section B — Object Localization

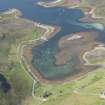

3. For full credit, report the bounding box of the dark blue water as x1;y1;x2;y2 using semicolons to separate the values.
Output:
0;0;105;80
0;74;11;93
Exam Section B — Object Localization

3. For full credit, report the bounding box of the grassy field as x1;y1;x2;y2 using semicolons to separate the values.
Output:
0;11;44;105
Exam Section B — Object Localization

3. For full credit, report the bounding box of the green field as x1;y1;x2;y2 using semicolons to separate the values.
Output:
32;68;105;105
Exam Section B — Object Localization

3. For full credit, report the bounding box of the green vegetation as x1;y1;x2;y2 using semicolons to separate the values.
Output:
32;29;40;38
0;12;43;105
32;68;105;105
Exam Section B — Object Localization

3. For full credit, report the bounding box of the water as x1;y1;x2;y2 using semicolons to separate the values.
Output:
0;74;11;93
0;0;105;80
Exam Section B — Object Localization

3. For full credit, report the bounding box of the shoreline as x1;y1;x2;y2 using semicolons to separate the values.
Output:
37;0;81;8
87;8;105;20
37;0;105;20
37;0;63;8
67;34;82;41
2;8;22;17
21;30;102;84
19;23;61;84
19;6;105;84
8;8;94;84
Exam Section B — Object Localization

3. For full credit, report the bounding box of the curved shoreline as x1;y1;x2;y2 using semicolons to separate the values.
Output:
9;8;98;84
37;0;81;8
21;30;102;84
83;44;105;66
19;23;61;84
37;0;105;25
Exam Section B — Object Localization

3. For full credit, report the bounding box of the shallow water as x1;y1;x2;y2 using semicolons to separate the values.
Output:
0;0;105;80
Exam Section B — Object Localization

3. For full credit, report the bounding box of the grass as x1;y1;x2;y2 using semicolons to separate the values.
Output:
32;28;44;38
0;12;44;105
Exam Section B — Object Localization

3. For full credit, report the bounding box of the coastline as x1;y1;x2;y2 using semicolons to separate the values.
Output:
15;1;105;84
37;0;105;21
2;8;22;17
21;30;102;84
37;0;81;8
19;5;105;84
19;23;61;84
8;8;97;84
37;0;63;8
